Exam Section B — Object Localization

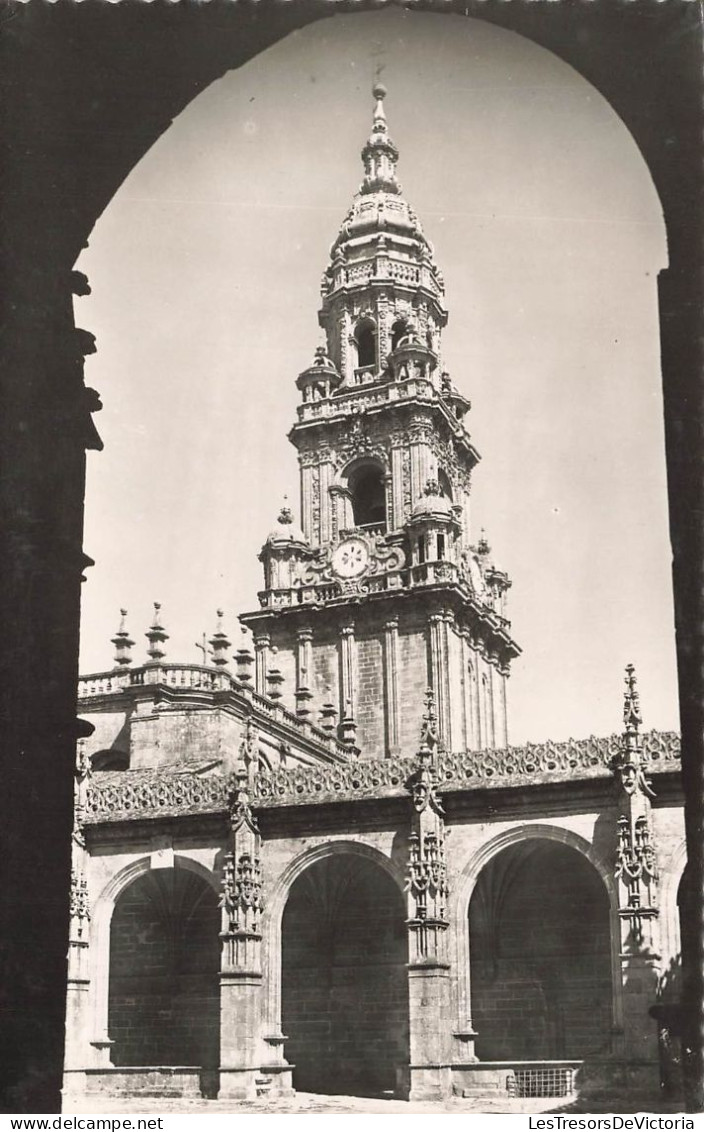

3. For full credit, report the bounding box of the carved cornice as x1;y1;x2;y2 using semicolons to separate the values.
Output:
83;730;680;823
85;769;229;823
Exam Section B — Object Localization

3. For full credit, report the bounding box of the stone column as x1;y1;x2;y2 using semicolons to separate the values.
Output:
63;744;92;1099
405;691;452;1101
330;484;353;539
318;459;333;546
428;609;451;749
408;420;431;509
219;776;266;1100
295;626;313;720
390;440;405;529
487;662;496;749
383;617;401;757
459;631;474;750
498;667;509;748
339;620;357;745
612;666;661;1084
300;456;315;546
253;632;270;696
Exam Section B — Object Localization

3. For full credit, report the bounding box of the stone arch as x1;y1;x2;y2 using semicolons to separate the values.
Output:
354;316;377;371
660;838;687;991
276;842;408;1096
88;854;220;1058
452;824;621;1044
263;840;405;1048
347;460;387;531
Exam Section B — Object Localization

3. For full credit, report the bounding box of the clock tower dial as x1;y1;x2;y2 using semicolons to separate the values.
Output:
331;537;370;580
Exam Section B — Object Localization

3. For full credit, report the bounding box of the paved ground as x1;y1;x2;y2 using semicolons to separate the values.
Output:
65;1090;681;1116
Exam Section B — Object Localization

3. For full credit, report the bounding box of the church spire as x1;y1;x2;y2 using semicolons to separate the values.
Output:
360;82;400;196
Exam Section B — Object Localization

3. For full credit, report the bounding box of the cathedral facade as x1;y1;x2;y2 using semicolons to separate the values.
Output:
64;89;685;1107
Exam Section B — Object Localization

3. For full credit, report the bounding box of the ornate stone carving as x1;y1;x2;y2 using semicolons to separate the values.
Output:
70;867;90;939
85;771;229;822
616;816;657;905
296;532;406;591
220;851;263;935
83;730;680;821
238;717;258;773
221;774;264;974
407;830;447;922
611;665;660;952
406;690;449;964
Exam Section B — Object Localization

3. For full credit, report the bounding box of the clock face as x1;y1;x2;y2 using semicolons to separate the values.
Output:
332;537;370;579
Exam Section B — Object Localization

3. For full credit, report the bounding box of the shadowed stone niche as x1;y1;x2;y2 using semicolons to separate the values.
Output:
469;840;613;1062
281;854;409;1097
108;869;220;1070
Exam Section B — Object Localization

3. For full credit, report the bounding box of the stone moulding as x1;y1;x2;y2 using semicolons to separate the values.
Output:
83;730;680;824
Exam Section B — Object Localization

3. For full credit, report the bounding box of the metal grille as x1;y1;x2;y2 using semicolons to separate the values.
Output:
508;1067;575;1098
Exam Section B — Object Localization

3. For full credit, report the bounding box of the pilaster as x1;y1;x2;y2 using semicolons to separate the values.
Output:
428;609;451;749
405;691;452;1101
391;437;405;529
219;774;268;1100
383;617;401;757
63;743;93;1097
295;626;314;720
253;632;270;696
319;459;333;545
460;630;475;749
611;666;661;1070
339;620;357;744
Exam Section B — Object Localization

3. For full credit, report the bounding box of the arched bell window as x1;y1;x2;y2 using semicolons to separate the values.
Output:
391;318;409;351
354;319;376;370
348;461;387;532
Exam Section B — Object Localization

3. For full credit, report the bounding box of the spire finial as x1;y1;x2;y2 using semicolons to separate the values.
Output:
146;602;168;662
372;80;387;118
278;495;293;525
419;687;439;759
111;608;134;667
209;608;232;668
623;662;642;735
360;82;400;196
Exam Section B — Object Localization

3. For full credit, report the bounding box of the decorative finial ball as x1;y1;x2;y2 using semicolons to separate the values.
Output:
373;81;387;102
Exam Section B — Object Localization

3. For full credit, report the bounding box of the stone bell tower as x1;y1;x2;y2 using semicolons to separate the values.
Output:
241;84;520;759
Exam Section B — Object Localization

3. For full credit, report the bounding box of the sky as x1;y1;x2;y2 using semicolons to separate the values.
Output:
75;8;677;744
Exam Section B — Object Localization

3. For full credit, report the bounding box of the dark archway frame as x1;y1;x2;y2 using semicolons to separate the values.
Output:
0;0;702;1112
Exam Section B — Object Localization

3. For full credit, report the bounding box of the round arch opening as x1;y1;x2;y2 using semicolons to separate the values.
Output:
281;852;409;1097
108;867;220;1069
347;460;387;532
468;838;613;1061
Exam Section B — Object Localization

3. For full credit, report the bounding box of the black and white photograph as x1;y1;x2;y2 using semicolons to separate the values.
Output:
1;0;703;1120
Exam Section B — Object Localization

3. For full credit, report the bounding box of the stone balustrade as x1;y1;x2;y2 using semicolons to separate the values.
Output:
78;662;353;762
